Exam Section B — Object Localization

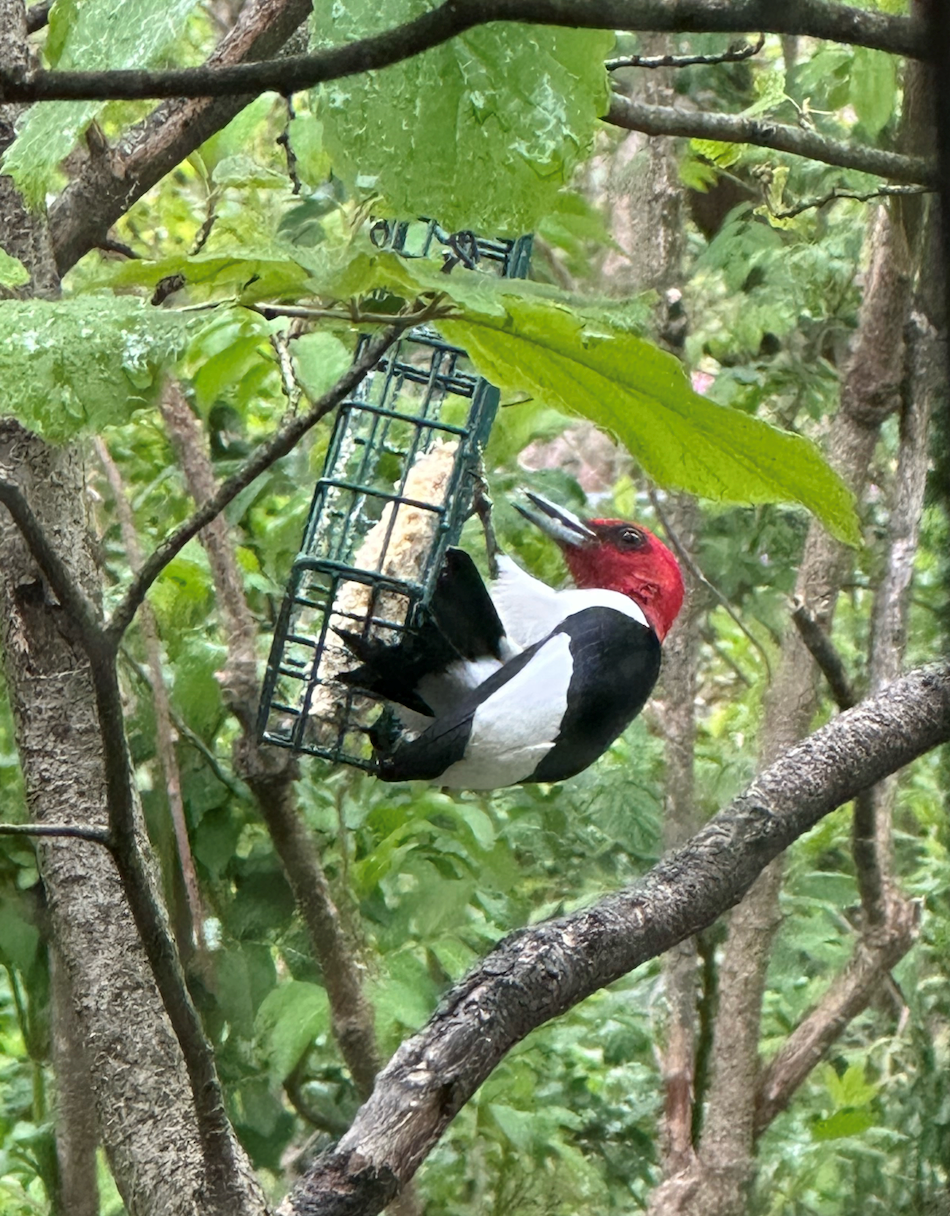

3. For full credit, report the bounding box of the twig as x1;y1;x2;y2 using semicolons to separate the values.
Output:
270;329;303;413
607;94;937;187
106;323;400;643
754;896;918;1133
0;822;112;845
649;489;772;682
250;296;451;325
0;0;926;103
277;96;302;194
765;183;928;220
96;237;140;258
790;600;856;710
607;33;765;71
122;649;250;798
0;481;104;649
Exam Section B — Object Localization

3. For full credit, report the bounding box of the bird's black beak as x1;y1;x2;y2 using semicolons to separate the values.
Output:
514;490;597;548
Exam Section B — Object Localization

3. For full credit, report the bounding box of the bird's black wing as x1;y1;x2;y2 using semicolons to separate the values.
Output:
376;606;660;788
337;548;507;716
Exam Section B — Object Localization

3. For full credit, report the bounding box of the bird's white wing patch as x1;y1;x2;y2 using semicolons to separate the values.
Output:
437;632;573;789
491;555;648;646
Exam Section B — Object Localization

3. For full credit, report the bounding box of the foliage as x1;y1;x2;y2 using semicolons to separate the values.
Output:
0;13;945;1216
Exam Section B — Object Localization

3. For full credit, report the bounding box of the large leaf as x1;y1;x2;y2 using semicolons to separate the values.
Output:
310;0;612;234
2;0;201;207
0;297;195;439
298;248;860;541
439;295;860;544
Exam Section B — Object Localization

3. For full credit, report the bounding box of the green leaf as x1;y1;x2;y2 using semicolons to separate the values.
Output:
310;2;612;233
850;47;897;137
255;981;329;1080
2;0;202;207
0;250;29;289
438;290;860;544
811;1108;877;1141
0;297;194;440
290;331;353;401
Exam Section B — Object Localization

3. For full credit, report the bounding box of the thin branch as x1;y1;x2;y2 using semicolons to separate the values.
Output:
250;298;451;325
283;662;950;1216
106;323;400;643
0;0;926;103
0;480;105;649
791;600;856;710
607;95;937;187
96;437;208;954
607;33;765;71
765;182;928;220
0;822;112;845
754;896;918;1133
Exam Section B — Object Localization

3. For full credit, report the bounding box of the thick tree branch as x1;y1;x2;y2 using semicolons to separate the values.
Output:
282;663;950;1216
0;0;926;104
106;323;399;644
607;95;937;186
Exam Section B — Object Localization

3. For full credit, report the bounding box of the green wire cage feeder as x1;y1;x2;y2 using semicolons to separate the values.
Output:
257;220;532;770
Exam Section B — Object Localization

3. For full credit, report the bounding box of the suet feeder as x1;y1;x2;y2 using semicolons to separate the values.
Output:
257;220;531;769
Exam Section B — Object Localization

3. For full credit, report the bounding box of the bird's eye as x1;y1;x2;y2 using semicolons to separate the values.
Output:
619;527;643;548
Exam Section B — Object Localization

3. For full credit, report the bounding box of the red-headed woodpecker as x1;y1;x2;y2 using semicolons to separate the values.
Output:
339;492;684;790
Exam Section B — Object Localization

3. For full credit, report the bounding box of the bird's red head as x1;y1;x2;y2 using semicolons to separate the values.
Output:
562;519;684;641
516;492;685;641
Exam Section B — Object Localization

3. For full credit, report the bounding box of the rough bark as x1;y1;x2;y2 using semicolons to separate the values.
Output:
280;662;950;1216
48;943;99;1216
0;422;246;1216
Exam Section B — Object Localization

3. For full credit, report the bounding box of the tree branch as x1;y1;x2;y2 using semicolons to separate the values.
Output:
608;33;765;71
754;897;918;1133
0;822;111;845
105;323;400;644
791;601;856;710
0;0;926;103
0;479;104;647
606;95;937;186
282;663;950;1216
49;0;313;275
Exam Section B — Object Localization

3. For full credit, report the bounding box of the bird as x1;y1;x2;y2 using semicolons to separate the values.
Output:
337;491;684;790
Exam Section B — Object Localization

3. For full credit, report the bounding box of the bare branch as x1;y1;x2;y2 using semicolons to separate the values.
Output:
106;323;400;643
0;822;112;845
754;897;918;1133
765;182;928;220
0;0;927;103
96;437;208;954
791;600;856;710
607;95;937;186
0;479;105;648
282;663;950;1216
608;34;765;71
